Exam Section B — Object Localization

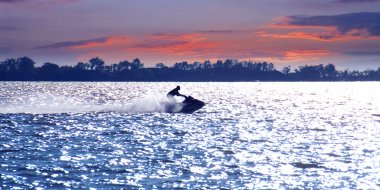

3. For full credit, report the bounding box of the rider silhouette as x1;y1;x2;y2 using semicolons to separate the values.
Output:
167;86;186;101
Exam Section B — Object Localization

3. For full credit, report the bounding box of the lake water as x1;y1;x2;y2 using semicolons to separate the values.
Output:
0;82;379;189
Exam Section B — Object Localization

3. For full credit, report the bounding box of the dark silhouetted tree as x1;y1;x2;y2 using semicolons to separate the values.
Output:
295;64;324;80
111;64;118;72
323;64;337;80
40;62;59;71
75;62;90;70
215;60;223;69
1;56;380;81
118;60;130;71
282;66;291;74
203;60;212;69
223;59;234;68
173;61;189;70
89;57;105;70
1;58;17;72
38;62;60;80
155;63;167;69
131;58;143;70
17;56;35;72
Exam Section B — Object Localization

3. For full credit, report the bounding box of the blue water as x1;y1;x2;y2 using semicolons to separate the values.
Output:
1;82;380;189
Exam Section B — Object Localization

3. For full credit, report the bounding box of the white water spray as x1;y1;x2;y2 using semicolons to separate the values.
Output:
0;92;184;114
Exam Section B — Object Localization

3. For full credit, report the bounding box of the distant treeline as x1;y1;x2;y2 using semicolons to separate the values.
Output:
1;56;379;81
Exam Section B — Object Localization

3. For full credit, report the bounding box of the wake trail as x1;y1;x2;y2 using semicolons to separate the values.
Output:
0;93;182;114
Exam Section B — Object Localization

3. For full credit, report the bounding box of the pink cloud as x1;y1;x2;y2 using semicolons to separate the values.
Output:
260;13;380;42
132;33;219;57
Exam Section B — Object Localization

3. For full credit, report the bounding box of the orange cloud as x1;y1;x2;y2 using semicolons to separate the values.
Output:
256;31;333;41
260;15;380;42
259;22;343;41
256;29;380;42
69;36;132;50
226;49;335;65
284;49;333;61
133;33;219;57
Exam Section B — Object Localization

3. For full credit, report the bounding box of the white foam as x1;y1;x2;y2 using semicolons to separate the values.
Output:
0;92;184;114
99;94;184;113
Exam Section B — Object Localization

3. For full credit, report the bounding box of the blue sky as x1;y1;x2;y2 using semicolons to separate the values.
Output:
1;0;379;70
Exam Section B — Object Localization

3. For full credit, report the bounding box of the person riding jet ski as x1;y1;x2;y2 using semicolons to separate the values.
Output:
165;86;205;113
167;86;186;101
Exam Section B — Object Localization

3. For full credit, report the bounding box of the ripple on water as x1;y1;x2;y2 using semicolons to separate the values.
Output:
0;82;380;189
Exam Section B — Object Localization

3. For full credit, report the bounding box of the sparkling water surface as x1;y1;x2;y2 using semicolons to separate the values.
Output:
1;82;379;189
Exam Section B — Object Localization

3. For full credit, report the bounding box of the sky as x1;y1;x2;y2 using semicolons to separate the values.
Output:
1;0;380;70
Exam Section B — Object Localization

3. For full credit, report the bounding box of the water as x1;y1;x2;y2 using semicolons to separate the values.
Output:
0;82;379;189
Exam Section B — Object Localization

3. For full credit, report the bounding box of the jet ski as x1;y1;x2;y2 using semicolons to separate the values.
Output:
165;96;205;113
